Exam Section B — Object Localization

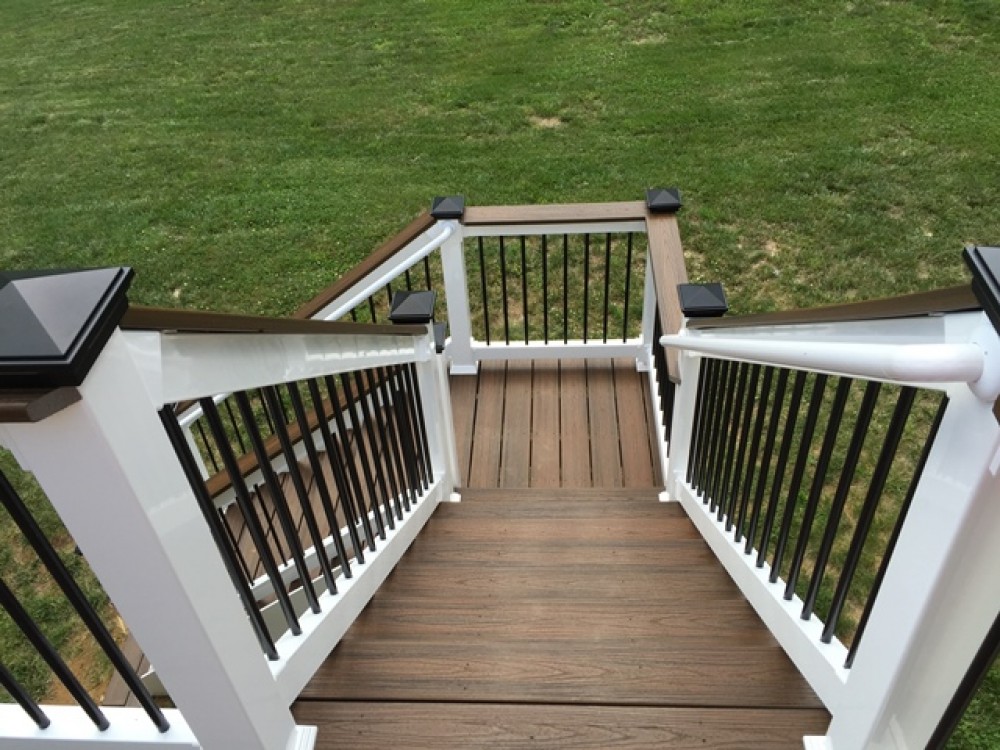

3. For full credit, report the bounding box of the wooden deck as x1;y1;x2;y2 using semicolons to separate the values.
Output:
450;359;661;489
293;360;828;747
293;488;828;748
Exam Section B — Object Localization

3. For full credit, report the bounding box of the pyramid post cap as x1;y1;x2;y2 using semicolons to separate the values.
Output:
0;267;134;387
678;282;728;318
646;187;683;214
431;196;466;220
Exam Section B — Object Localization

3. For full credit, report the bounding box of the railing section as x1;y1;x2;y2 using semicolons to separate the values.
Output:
662;307;1000;749
0;306;457;749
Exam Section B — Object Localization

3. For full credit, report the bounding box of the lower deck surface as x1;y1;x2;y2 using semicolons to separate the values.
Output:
293;488;829;748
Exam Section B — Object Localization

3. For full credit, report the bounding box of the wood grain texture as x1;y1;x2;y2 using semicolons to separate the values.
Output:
645;214;688;382
530;360;561;487
468;361;505;487
293;702;831;750
559;362;591;486
449;373;478;487
299;489;826;727
464;201;647;226
500;361;532;486
586;359;622;486
613;358;656;487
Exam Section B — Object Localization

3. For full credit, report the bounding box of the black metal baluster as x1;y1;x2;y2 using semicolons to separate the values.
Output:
583;233;590;343
285;382;344;595
823;387;916;643
622;233;634;342
562;235;569;343
846;394;947;667
478;237;491;345
255;389;277;436
160;408;278;658
0;468;171;728
201;397;302;635
367;294;378;324
734;366;772;541
340;373;387;540
541;235;550;343
520;236;529;344
385;283;394;314
389;365;424;503
601;233;612;342
306;378;358;574
404;268;413;291
323;375;376;556
193;420;220;473
350;307;358;323
0;576;109;730
803;380;881;620
689;357;717;489
423;256;433;289
223;398;247;455
350;370;395;530
0;661;50;728
785;377;853;601
713;362;750;521
746;368;788;553
702;359;733;505
360;368;405;522
218;505;254;583
710;361;743;515
770;373;828;583
406;362;433;487
374;367;416;518
254;388;324;612
721;363;755;525
686;357;710;486
499;237;511;345
255;481;288;568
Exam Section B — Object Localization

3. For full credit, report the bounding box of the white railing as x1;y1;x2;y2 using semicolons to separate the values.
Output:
0;321;459;750
660;309;1000;750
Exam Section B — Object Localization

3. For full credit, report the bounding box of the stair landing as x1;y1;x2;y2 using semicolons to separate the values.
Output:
293;488;829;748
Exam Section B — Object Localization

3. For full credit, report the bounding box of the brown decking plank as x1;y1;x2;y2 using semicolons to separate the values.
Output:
613;358;657;487
559;362;591;486
586;359;622;487
293;702;831;750
301;639;819;708
468;361;505;488
301;490;825;721
449;373;478;487
102;633;145;706
500;361;533;486
529;360;561;487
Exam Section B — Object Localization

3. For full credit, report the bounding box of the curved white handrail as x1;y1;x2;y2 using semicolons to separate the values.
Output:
660;334;985;385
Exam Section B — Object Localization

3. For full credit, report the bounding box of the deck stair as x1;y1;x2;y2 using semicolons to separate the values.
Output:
292;488;829;748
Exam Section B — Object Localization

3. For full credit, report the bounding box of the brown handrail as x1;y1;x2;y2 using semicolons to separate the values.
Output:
121;306;424;337
686;285;978;330
0;388;81;423
294;211;437;320
463;201;647;226
645;212;689;382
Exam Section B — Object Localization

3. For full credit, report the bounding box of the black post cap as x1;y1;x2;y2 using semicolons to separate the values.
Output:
389;290;437;325
0;267;134;388
430;196;466;220
964;245;1000;334
646;187;683;214
678;283;728;318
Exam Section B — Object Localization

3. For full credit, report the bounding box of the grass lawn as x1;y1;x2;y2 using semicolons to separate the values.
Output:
0;0;997;746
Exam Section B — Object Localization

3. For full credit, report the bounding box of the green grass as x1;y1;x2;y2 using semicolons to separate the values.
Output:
0;0;997;744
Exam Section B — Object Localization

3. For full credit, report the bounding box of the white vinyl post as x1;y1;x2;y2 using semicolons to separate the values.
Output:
662;350;702;501
413;329;461;499
637;254;657;373
0;331;315;750
438;221;477;375
819;383;1000;750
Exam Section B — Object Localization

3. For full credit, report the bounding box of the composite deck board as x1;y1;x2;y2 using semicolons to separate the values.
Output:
453;358;658;489
297;489;827;746
294;702;831;750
